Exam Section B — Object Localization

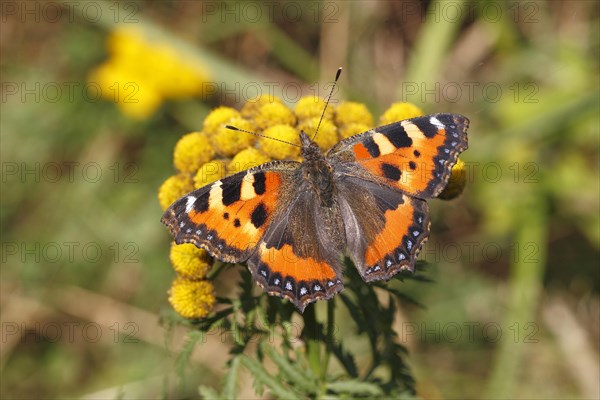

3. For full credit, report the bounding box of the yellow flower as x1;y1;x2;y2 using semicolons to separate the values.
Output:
173;132;215;173
339;123;371;139
203;107;241;136
260;125;301;160
168;277;215;319
194;160;228;188
254;102;296;130
89;27;211;120
379;102;424;125
438;158;467;200
297;117;338;151
158;173;194;211
170;243;213;279
295;96;334;121
229;148;271;174
241;95;283;119
335;101;374;127
211;117;256;157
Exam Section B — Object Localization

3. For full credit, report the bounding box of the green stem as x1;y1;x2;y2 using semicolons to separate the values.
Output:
302;306;321;379
321;300;335;382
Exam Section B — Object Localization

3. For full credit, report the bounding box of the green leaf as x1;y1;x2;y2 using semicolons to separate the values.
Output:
198;385;220;400
176;331;205;378
240;355;300;399
327;380;384;396
262;344;316;394
222;357;241;399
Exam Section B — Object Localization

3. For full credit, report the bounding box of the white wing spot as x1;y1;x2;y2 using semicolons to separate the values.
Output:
285;281;293;291
314;284;321;291
374;265;381;271
430;116;445;130
179;222;185;228
196;230;202;235
413;230;420;237
274;278;280;285
185;196;197;213
398;252;406;260
407;240;413;250
260;270;267;277
300;287;307;296
186;228;191;233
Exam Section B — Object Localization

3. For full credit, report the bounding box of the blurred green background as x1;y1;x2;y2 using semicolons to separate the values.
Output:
1;0;598;398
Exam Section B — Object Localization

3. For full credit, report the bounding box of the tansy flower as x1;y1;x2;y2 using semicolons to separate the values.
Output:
260;125;301;160
229;148;271;174
335;101;374;127
295;96;335;121
241;95;283;119
203;107;241;136
379;102;424;125
339;122;371;139
194;160;228;189
158;173;194;211
168;277;216;319
297;117;338;151
88;27;211;120
170;243;213;279
253;102;296;130
439;158;467;200
211;117;256;157
173;132;215;173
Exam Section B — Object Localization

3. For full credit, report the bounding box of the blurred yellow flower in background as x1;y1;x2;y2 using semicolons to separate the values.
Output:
88;27;211;120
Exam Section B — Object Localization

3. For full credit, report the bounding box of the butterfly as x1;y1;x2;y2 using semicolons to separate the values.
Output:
162;83;468;313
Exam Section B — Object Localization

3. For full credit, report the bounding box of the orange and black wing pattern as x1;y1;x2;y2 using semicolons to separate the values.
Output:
247;190;345;312
329;114;469;199
161;162;299;263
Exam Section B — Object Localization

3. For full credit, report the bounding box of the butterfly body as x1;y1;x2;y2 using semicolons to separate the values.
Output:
162;114;469;312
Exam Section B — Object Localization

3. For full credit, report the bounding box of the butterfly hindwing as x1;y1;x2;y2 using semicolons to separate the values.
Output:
247;190;345;312
329;114;469;199
336;176;430;282
161;161;299;263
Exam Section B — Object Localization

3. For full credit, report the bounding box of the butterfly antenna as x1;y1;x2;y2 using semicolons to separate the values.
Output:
225;125;301;148
312;67;342;141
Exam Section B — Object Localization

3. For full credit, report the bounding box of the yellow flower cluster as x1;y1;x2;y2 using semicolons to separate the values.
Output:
88;27;211;120
167;242;215;319
158;96;465;318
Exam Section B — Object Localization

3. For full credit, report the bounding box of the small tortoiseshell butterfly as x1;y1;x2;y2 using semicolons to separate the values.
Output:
162;71;469;312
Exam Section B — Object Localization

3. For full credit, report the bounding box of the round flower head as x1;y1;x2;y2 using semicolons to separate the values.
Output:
295;96;334;121
169;242;213;279
379;102;424;125
253;102;296;130
339;122;371;140
241;95;283;119
297;117;338;151
229;147;271;174
260;124;301;160
203;107;241;136
438;158;467;200
173;132;215;173
168;277;216;319
158;173;194;211
194;160;228;189
335;101;374;127
211;117;256;157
